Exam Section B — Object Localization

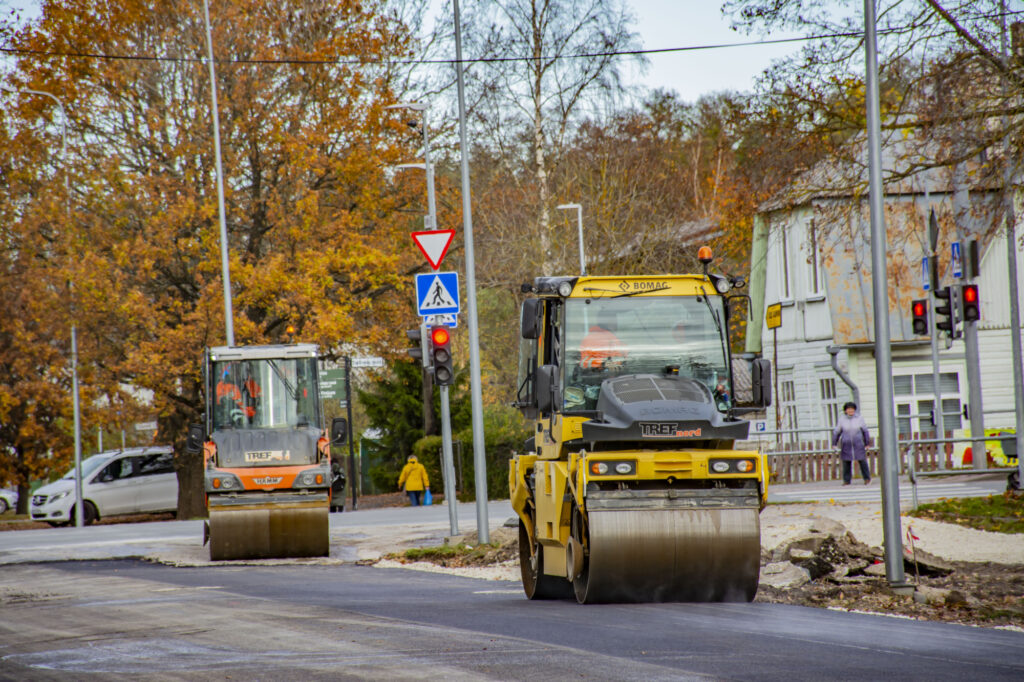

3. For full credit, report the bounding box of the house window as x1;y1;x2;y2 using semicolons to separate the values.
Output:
893;371;962;436
806;219;822;295
819;377;840;429
779;378;799;433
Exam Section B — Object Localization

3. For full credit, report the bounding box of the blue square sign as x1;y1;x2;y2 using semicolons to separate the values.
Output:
415;272;460;316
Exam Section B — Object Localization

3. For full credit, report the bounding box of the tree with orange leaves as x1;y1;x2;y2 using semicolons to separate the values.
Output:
1;0;426;516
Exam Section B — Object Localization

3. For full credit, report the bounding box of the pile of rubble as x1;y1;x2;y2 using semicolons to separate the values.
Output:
762;515;952;591
758;516;1024;627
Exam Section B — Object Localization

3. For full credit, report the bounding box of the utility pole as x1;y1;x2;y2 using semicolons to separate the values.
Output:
1002;6;1024;489
202;0;234;346
453;0;489;543
863;0;908;590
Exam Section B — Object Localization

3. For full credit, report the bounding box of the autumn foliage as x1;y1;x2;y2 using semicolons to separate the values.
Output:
1;0;426;514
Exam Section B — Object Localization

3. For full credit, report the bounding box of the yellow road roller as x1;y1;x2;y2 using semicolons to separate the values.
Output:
510;257;772;603
186;344;347;560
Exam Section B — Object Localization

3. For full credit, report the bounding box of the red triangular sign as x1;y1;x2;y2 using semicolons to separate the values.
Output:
411;229;455;270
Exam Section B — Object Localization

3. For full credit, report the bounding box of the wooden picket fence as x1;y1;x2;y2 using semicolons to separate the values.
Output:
764;433;953;484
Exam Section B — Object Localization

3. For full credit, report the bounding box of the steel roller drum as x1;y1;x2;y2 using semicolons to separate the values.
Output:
208;498;329;561
574;508;760;603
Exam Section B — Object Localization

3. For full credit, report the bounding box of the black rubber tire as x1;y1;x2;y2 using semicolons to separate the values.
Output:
570;506;592;604
83;501;98;526
519;519;574;600
0;498;7;514
1009;469;1021;492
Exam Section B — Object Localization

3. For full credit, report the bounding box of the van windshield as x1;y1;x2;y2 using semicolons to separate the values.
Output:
62;454;112;480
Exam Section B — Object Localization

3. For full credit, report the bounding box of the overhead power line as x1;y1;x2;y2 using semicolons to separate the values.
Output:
1;8;1021;68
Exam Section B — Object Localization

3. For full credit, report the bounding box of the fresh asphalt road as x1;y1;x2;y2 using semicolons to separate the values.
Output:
0;500;519;565
2;559;1022;680
0;475;1005;564
1;489;1022;679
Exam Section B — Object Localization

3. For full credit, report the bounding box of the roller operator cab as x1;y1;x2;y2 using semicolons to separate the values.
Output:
510;264;773;603
187;344;347;561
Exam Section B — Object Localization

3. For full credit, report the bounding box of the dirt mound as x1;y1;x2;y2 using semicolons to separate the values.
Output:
756;520;1024;628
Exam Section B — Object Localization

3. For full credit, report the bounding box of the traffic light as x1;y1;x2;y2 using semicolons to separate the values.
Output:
430;325;454;386
961;284;980;322
934;286;955;336
911;299;928;336
406;327;429;367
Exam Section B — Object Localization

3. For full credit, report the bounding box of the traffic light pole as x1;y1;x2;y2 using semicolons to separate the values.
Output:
962;286;987;470
928;270;945;469
439;385;459;535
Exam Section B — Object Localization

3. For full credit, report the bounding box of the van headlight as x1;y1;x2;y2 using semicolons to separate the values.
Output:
50;491;71;501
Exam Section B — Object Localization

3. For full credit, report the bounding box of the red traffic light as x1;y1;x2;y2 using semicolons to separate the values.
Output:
911;298;928;336
431;327;450;346
962;284;980;322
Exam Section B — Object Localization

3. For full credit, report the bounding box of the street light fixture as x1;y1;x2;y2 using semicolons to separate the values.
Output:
386;102;436;230
556;202;586;276
1;83;85;528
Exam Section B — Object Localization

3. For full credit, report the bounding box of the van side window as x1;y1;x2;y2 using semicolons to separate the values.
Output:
138;452;175;476
99;458;134;482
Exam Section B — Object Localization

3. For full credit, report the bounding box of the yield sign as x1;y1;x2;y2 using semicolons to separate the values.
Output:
411;229;455;270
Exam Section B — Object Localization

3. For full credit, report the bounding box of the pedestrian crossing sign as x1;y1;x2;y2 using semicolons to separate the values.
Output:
416;271;460;316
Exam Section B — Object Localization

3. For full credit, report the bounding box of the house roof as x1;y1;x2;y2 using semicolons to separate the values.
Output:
759;131;1003;213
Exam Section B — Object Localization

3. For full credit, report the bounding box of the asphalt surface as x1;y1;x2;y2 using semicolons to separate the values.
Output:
1;559;1022;680
1;483;1020;679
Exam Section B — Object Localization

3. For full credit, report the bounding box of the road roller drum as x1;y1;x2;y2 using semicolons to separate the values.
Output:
207;493;329;561
572;507;760;604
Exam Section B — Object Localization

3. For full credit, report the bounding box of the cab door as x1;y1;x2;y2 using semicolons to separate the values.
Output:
88;456;137;517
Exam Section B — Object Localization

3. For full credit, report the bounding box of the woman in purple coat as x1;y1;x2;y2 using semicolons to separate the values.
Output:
832;401;873;485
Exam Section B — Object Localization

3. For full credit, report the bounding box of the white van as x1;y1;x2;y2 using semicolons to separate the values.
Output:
30;447;178;526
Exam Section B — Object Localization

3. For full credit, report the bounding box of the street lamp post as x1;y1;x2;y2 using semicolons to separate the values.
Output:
556;203;586;276
387;102;459;536
1;84;84;528
201;0;235;347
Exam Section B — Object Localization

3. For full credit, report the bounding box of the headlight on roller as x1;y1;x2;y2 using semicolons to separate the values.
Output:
709;458;757;474
589;460;635;476
298;470;327;487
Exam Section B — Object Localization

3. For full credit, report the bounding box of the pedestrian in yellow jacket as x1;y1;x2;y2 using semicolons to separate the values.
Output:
398;455;430;506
